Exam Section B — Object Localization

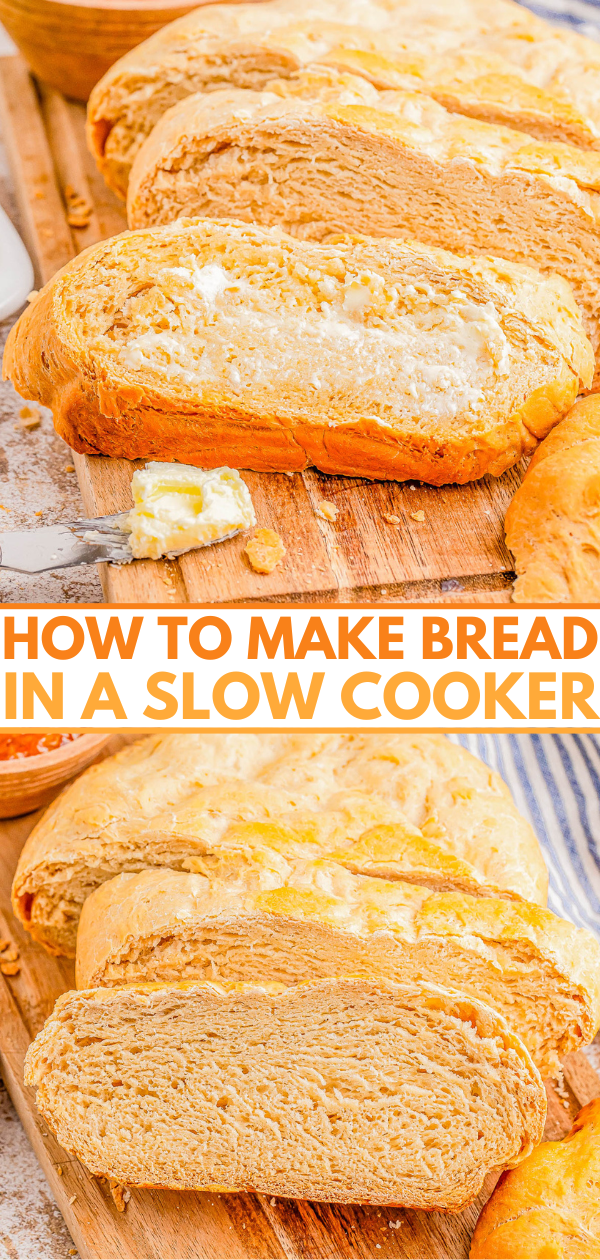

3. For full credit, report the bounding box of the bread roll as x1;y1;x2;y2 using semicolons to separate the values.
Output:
470;1098;600;1258
3;219;591;481
126;68;600;380
24;976;546;1208
75;862;600;1078
11;734;548;956
505;395;600;602
87;0;600;199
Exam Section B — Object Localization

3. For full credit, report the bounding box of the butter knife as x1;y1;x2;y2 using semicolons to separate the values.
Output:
0;515;242;573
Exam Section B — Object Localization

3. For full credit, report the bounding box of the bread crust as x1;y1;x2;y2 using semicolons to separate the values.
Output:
470;1098;600;1258
24;975;547;1208
74;862;600;1077
86;0;600;199
2;219;590;484
505;395;600;601
10;733;548;956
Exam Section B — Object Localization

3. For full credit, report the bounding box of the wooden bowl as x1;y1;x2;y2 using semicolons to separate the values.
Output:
0;734;112;818
0;0;202;101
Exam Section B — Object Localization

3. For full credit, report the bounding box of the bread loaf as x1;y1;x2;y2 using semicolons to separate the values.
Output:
11;734;548;956
23;976;546;1208
87;0;600;199
125;68;600;380
505;395;600;602
470;1098;600;1258
75;862;600;1078
3;219;591;482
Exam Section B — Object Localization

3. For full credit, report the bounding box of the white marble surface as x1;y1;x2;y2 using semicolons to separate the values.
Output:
0;1081;77;1259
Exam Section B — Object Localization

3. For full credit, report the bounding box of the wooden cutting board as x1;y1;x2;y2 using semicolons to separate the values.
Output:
0;54;521;606
1;746;599;1260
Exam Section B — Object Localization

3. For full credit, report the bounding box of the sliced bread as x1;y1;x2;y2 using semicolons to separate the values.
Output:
75;861;600;1078
125;68;600;379
87;0;600;198
24;975;546;1208
3;219;591;482
10;733;548;956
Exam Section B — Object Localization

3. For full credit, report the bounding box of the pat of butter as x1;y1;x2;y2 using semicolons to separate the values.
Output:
126;463;256;560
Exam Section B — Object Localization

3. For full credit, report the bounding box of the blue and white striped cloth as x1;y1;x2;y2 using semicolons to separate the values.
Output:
519;0;600;37
450;736;600;939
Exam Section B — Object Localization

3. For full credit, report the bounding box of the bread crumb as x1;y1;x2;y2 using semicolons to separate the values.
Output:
244;528;286;574
64;185;93;228
34;510;43;516
389;1220;403;1229
316;500;338;522
18;405;42;430
65;464;75;473
57;1166;63;1175
68;1250;77;1256
382;513;400;525
68;1195;77;1205
26;289;39;301
410;510;426;523
0;946;19;962
0;939;10;952
270;1197;276;1206
109;1180;130;1211
0;960;20;976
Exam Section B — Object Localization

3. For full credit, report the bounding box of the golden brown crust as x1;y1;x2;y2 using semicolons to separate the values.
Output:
505;395;600;601
11;733;548;957
470;1098;600;1259
2;219;589;485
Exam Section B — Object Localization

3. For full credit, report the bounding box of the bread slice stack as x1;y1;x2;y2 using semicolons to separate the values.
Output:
75;859;600;1079
87;0;600;200
20;735;600;1207
124;66;600;380
3;219;591;482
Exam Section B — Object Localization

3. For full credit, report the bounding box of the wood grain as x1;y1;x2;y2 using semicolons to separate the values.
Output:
0;56;520;606
0;760;598;1260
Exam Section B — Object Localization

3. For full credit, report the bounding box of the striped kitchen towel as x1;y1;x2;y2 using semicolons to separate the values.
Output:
452;735;600;940
519;0;600;37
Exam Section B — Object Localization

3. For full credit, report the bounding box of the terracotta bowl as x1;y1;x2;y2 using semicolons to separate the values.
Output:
0;0;202;101
0;734;112;818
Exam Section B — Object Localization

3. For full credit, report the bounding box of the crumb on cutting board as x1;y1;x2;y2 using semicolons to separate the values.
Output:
18;405;41;431
244;528;286;574
64;185;93;229
410;510;426;523
382;513;401;525
109;1180;131;1212
0;939;20;976
315;500;338;522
